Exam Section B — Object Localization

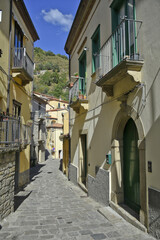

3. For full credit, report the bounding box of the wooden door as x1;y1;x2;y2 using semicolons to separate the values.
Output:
123;118;140;213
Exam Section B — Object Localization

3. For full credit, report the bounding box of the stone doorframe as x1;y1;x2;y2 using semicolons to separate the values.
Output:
78;129;88;189
111;106;148;229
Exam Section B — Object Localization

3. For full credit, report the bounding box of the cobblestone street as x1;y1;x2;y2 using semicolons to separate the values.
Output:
0;156;156;240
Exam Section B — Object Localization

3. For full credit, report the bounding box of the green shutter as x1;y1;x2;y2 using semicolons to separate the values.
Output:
91;25;100;73
79;51;86;95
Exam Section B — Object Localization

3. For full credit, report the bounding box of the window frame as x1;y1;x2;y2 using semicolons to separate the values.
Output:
91;25;100;74
79;50;86;95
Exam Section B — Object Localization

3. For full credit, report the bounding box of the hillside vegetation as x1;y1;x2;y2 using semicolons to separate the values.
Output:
33;47;69;100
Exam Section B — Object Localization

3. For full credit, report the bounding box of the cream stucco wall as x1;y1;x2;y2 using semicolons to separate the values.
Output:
68;0;160;229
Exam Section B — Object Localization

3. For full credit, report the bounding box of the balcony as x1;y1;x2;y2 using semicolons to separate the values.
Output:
95;19;144;97
69;77;88;113
12;48;34;85
0;114;20;151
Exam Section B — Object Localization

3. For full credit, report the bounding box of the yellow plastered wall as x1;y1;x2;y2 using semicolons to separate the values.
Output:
63;112;69;135
9;81;31;122
20;145;30;173
10;2;35;176
47;99;68;111
0;0;10;112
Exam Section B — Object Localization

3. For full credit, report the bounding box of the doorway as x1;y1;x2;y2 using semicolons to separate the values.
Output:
123;118;140;214
79;134;87;186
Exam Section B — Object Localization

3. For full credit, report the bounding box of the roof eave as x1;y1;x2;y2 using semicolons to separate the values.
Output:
64;0;96;55
14;0;39;42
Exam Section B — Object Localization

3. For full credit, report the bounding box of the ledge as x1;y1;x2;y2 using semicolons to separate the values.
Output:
96;59;144;97
110;201;147;232
70;99;88;113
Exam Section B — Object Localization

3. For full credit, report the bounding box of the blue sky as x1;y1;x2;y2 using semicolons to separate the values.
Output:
24;0;80;55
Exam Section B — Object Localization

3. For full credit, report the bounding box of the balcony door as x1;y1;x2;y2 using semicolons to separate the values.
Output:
111;0;136;66
79;51;86;96
14;22;23;67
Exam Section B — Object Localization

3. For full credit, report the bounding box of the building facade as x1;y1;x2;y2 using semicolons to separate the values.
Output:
34;93;69;159
30;93;46;166
0;0;39;220
65;0;160;237
46;97;69;159
60;111;69;176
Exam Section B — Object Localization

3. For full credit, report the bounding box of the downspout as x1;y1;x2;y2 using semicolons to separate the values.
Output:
68;54;71;180
6;0;13;115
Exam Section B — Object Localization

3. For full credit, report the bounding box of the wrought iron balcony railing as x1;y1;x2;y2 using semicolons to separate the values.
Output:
12;47;34;79
69;77;87;103
0;113;32;150
20;124;31;146
0;114;20;150
95;18;143;81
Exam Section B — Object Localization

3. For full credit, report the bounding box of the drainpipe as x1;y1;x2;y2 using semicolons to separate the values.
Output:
6;0;13;115
68;54;71;181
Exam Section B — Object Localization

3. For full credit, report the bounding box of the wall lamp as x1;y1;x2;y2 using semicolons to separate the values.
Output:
0;10;2;22
84;47;89;51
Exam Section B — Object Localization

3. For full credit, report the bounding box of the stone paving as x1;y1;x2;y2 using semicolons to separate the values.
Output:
0;156;156;240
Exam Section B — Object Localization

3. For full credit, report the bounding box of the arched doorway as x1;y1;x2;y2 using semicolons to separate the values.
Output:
111;109;148;228
123;118;140;213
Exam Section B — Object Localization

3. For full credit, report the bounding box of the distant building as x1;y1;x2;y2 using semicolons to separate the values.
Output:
31;93;47;166
59;111;70;176
35;93;69;159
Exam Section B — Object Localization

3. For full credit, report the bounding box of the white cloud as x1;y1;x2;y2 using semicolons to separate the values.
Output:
42;9;73;32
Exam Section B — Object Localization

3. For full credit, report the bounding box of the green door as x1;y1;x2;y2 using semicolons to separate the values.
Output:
81;134;87;186
79;51;86;95
123;118;140;213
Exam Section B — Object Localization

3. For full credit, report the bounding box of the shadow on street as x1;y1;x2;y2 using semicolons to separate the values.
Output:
30;164;45;181
14;191;32;211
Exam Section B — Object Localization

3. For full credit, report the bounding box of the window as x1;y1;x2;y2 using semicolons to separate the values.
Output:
14;22;23;66
58;103;60;108
38;103;41;111
79;51;86;95
13;100;21;118
14;22;23;49
111;0;135;30
91;25;100;73
111;0;136;66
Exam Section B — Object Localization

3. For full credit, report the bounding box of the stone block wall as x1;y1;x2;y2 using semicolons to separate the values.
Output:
68;163;78;185
149;187;160;239
88;168;110;206
0;151;16;220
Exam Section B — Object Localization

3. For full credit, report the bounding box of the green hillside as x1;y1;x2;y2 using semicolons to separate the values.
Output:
33;47;69;100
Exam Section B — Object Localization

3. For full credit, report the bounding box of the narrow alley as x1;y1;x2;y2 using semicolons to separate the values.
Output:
0;156;156;240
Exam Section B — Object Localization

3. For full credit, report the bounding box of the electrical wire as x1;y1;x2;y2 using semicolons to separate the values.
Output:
69;83;144;122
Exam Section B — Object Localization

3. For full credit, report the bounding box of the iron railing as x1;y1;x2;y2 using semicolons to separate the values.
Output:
0;114;20;149
0;113;32;150
20;124;31;146
95;18;142;80
69;77;87;103
12;47;34;79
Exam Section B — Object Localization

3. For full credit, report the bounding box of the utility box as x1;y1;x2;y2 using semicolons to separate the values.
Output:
106;151;112;165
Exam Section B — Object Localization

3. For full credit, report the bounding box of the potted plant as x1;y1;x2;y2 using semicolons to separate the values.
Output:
74;72;79;79
79;91;84;99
